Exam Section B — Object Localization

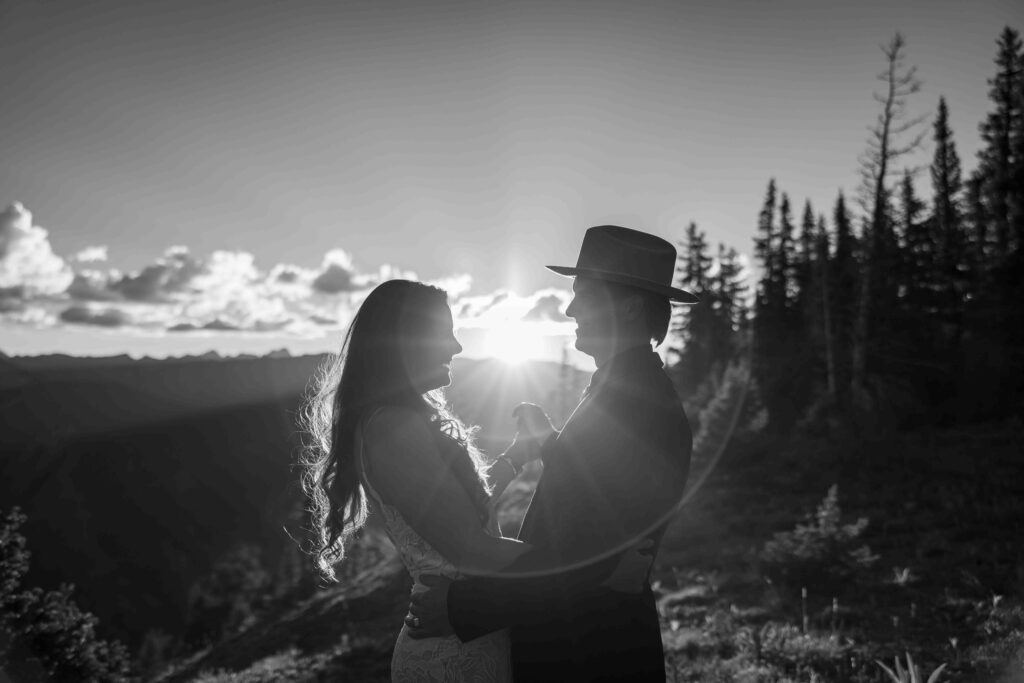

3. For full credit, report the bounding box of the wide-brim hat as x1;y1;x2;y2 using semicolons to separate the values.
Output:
547;225;699;304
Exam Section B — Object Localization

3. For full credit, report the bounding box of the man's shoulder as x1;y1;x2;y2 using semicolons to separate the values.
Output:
604;357;680;405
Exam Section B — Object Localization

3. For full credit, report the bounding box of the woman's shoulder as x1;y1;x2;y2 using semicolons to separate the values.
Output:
362;406;436;461
365;404;430;434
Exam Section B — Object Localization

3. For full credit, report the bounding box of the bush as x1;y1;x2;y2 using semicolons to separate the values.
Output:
760;485;878;592
185;544;271;648
0;507;133;682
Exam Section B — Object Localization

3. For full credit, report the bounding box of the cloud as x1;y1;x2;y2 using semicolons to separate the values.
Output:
59;305;131;328
202;319;240;331
311;249;358;294
522;292;570;322
452;288;574;329
0;201;546;339
0;202;74;297
74;246;108;263
109;246;204;302
67;271;122;301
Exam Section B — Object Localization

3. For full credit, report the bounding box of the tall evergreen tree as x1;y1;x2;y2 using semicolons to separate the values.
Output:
671;222;715;394
977;27;1024;258
831;191;858;402
964;170;990;288
753;180;778;312
752;181;804;430
796;200;817;312
930;96;967;345
709;243;748;368
815;215;838;398
899;170;931;310
852;32;926;410
776;193;797;308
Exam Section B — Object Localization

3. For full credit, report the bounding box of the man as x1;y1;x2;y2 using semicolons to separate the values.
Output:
409;225;696;681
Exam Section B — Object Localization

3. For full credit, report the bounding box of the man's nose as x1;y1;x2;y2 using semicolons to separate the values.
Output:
565;297;578;319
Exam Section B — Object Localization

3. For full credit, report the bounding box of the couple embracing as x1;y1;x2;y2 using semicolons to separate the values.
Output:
300;225;696;682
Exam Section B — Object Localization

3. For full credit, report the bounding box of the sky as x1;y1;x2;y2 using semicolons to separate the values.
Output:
1;0;1021;363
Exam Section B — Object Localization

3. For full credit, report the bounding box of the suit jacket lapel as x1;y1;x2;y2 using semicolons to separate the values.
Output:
517;389;595;542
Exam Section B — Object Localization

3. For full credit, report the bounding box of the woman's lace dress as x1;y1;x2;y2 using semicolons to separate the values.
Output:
357;423;512;683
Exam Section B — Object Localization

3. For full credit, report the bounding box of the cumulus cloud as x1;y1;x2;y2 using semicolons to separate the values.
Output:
59;305;131;328
453;289;574;329
74;246;108;263
0;202;74;297
312;249;358;294
523;292;570;322
109;246;204;302
67;271;122;301
0;201;553;339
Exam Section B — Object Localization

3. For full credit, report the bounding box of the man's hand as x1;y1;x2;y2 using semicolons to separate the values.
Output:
406;574;454;639
505;403;556;469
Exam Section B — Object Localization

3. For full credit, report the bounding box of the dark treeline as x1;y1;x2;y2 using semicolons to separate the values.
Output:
670;27;1024;434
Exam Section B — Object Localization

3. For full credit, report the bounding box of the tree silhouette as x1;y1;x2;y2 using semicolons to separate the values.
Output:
852;32;927;414
0;507;132;682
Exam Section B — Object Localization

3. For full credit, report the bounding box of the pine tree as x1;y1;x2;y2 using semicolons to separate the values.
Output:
832;191;858;402
900;170;931;311
964;170;990;288
852;33;926;411
930;96;967;345
0;508;132;682
776;193;797;308
753;179;778;313
815;215;838;398
796;200;817;312
977;27;1024;258
671;222;715;394
184;544;270;648
708;243;748;369
752;181;804;430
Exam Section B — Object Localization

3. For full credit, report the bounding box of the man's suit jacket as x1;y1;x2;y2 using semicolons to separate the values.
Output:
447;345;692;682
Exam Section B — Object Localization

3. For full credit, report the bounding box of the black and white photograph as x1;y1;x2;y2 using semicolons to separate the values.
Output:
2;0;1023;680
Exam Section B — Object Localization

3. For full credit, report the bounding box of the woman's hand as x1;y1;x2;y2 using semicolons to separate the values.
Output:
505;403;556;469
602;538;656;594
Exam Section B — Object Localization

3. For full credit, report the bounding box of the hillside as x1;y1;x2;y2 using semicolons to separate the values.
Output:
154;420;1024;682
0;352;588;652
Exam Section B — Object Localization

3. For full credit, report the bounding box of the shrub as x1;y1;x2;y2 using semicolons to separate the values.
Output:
185;543;271;648
760;485;878;591
0;507;133;682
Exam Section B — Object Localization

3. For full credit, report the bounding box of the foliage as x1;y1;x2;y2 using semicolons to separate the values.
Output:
0;507;133;682
185;543;271;648
760;486;878;591
670;222;748;398
745;26;1024;431
875;652;948;683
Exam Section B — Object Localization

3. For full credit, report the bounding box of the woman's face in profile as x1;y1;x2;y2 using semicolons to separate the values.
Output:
401;301;463;394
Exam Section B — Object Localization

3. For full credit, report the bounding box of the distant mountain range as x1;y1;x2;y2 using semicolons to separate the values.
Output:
0;351;589;649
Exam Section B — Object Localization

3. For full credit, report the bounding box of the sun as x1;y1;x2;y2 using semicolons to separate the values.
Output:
480;324;544;364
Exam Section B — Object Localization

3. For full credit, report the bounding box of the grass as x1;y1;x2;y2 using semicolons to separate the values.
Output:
655;418;1024;682
155;419;1024;682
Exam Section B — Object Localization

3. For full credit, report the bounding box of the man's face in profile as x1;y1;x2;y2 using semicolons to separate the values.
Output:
565;277;620;359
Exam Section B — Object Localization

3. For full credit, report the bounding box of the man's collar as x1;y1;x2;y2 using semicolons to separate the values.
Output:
586;344;662;394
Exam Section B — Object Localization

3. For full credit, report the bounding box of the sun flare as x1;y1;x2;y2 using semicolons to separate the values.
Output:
480;325;545;364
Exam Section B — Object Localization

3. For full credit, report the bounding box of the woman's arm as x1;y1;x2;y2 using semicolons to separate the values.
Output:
363;408;531;576
484;454;520;501
485;403;556;501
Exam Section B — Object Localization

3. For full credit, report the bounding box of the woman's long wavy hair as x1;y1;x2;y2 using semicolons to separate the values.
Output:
299;279;490;582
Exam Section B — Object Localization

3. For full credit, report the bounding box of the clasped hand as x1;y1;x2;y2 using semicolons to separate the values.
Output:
504;402;556;469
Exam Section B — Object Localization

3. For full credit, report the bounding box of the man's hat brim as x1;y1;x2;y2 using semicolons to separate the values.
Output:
547;265;700;304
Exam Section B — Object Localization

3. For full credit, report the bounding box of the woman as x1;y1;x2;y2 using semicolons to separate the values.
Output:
300;279;644;682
